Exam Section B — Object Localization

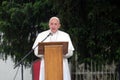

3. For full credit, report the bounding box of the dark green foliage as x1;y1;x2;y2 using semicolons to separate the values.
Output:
51;0;120;64
0;1;56;65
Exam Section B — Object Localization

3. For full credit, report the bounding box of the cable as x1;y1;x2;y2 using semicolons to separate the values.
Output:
13;65;20;80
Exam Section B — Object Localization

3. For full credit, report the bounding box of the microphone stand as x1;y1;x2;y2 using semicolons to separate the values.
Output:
13;33;52;80
14;48;34;69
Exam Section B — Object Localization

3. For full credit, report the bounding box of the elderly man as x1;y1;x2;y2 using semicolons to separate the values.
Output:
32;16;74;80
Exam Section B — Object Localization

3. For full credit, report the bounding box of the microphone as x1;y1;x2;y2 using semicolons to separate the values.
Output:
41;32;52;42
33;32;52;49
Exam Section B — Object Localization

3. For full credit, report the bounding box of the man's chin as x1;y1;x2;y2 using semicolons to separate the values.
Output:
51;30;57;33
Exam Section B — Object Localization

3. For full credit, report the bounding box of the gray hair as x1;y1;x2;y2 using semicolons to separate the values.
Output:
49;16;60;23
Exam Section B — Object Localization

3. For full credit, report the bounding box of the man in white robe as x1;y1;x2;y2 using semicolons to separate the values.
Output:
32;16;74;80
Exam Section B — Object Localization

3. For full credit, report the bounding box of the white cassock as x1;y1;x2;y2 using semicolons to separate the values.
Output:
32;29;74;80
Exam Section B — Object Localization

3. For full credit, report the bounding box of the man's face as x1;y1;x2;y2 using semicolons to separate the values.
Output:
49;18;60;33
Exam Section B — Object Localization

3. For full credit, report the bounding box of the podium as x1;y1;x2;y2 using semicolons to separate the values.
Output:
38;42;68;80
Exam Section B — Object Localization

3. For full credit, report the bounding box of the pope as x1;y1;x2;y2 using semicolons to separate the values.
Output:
32;16;75;80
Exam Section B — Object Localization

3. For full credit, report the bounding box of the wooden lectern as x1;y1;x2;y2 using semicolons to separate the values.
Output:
38;42;68;80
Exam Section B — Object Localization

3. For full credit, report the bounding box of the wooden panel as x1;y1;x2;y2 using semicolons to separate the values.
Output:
44;45;63;80
38;42;68;55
